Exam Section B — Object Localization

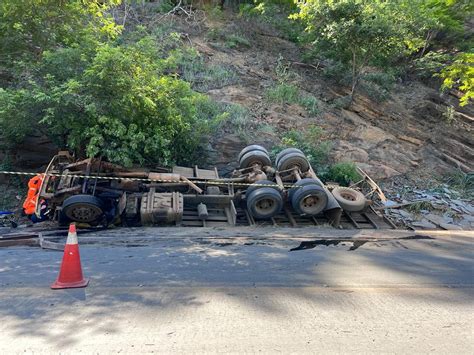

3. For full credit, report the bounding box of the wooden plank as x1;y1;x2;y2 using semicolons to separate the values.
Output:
344;212;361;229
0;238;38;247
39;234;64;251
0;232;39;240
284;206;297;227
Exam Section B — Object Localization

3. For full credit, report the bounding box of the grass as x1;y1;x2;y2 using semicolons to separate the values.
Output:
215;103;277;143
207;28;251;50
265;83;299;104
444;170;474;197
176;48;238;92
271;125;331;170
225;34;251;49
265;83;320;116
212;103;253;143
406;201;434;214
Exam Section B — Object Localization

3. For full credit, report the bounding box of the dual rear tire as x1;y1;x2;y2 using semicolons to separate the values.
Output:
289;178;328;216
275;148;310;172
246;180;283;220
238;145;271;169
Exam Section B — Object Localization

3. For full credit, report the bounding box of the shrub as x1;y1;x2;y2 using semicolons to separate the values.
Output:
359;71;396;103
291;0;424;104
323;162;361;186
273;126;362;186
299;95;320;115
240;2;304;42
265;83;320;115
444;170;474;197
0;36;225;167
225;34;251;49
206;28;251;50
265;83;299;104
173;47;238;92
439;52;474;107
271;125;331;170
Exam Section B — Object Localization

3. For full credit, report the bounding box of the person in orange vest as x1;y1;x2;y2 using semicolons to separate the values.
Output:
22;174;47;222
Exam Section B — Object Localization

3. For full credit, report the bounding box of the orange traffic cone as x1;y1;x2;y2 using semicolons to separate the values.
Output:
51;223;89;289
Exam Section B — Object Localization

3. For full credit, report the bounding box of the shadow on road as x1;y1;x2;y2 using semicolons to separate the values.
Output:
0;228;473;348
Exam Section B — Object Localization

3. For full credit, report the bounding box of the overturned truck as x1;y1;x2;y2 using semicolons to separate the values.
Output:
32;146;395;229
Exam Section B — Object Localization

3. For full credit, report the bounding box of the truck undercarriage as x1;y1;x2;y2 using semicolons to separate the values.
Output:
32;146;395;230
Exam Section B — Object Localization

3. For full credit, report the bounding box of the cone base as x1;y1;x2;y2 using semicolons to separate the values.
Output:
50;278;89;290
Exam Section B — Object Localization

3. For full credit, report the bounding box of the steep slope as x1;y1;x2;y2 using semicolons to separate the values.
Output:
2;11;472;183
196;15;473;181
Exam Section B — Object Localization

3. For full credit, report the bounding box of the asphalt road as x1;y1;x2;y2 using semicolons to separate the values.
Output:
0;228;473;353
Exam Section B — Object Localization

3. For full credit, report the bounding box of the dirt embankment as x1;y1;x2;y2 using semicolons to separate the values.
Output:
196;16;473;182
2;13;473;182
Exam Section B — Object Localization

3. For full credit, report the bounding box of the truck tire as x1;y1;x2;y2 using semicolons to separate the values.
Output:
291;184;328;216
275;148;304;167
239;150;272;169
246;187;283;219
246;180;280;197
61;194;105;224
238;145;268;162
331;187;366;212
288;178;323;201
276;152;310;172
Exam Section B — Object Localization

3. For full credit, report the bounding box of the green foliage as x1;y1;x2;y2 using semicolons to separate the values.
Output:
222;104;254;142
292;0;422;101
413;0;474;47
0;33;225;167
444;170;474;197
332;95;352;110
414;51;451;78
172;47;238;92
0;88;36;147
298;95;320;115
443;105;456;124
439;52;474;106
360;72;397;102
323;162;361;186
273;126;361;185
239;1;304;42
271;125;331;170
265;83;298;104
207;28;251;49
157;0;175;13
265;55;320;114
265;83;320;115
225;34;251;49
204;4;225;21
0;0;121;67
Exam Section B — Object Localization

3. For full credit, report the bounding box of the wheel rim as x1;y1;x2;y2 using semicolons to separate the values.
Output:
254;197;278;216
340;192;356;201
240;151;271;169
299;194;322;214
65;203;103;223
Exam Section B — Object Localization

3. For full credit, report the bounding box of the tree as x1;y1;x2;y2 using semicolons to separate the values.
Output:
0;0;122;88
439;52;474;106
291;0;425;104
0;36;223;167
